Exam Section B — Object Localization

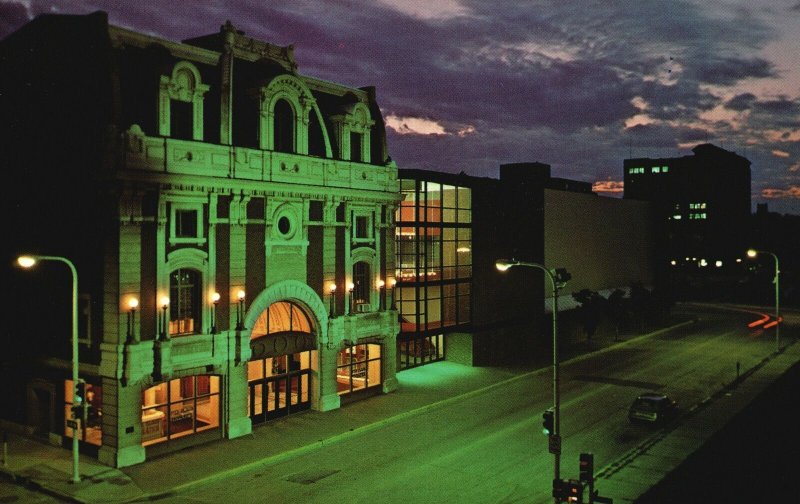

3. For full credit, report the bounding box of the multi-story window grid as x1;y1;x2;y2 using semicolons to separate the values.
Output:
170;269;201;335
395;178;472;369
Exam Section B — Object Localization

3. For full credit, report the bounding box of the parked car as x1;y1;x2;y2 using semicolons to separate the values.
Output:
628;393;677;424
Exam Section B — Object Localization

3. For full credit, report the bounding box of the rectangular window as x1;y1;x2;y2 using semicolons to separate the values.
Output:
651;166;660;173
170;203;205;245
352;211;374;243
141;375;220;446
175;210;198;238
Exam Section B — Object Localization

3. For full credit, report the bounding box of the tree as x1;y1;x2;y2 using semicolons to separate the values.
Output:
606;289;627;341
572;289;606;340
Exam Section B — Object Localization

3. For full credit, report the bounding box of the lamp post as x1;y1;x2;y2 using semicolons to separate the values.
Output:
747;249;780;352
17;254;81;483
496;258;570;494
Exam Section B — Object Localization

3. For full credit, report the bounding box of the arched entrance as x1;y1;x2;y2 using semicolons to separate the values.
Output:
247;300;317;423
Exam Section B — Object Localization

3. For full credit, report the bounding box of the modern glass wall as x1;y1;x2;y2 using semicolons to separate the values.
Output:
395;177;472;369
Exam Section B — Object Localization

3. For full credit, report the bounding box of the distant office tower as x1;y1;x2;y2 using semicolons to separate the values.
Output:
623;144;751;264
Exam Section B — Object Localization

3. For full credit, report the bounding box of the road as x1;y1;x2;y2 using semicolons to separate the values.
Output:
144;305;775;504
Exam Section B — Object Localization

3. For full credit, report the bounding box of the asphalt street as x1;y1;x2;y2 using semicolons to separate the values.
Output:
635;358;800;503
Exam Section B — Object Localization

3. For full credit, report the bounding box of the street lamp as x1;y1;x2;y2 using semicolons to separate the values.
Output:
747;249;780;352
17;254;81;483
496;258;571;490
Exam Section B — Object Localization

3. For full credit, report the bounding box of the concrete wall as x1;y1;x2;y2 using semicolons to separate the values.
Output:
545;190;654;296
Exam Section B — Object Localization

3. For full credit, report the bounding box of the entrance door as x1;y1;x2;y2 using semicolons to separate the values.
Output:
248;357;311;424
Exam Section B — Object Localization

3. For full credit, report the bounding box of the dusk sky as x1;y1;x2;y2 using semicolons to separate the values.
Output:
2;0;799;215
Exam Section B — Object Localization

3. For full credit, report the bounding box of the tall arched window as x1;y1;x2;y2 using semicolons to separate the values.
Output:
170;269;201;336
353;261;370;306
273;99;294;153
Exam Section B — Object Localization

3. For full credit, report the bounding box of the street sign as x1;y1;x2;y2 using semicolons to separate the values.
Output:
548;434;561;454
66;419;80;430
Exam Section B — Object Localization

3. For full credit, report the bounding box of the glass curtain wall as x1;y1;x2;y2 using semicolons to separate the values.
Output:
395;177;472;369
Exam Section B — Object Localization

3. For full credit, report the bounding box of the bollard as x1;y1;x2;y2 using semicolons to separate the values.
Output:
2;431;7;467
736;361;740;382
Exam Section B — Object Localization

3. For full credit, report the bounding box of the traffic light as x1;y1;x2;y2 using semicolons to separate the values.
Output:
565;479;583;503
73;380;86;419
579;452;594;483
542;408;554;436
554;268;572;286
552;478;566;500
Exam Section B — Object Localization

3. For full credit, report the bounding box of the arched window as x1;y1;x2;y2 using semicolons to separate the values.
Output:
170;269;201;336
251;300;312;339
353;261;370;305
158;61;209;141
273;99;294;153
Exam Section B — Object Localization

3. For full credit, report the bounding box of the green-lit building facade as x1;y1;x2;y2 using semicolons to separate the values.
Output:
1;12;399;467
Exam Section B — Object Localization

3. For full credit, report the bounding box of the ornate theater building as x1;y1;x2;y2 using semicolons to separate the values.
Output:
1;12;399;467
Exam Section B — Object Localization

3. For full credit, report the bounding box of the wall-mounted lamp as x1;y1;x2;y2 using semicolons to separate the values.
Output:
328;283;337;317
376;279;385;310
236;290;246;330
127;297;139;343
347;282;355;314
159;296;169;340
389;278;397;308
210;292;220;334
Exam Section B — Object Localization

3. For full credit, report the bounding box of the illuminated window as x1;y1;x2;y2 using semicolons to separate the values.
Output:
170;269;201;336
247;351;312;422
251;300;313;338
651;166;660;173
337;343;382;395
141;375;220;446
662;166;669;172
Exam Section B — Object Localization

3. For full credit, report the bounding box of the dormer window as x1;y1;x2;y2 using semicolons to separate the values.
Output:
273;98;295;153
159;61;209;141
350;131;363;162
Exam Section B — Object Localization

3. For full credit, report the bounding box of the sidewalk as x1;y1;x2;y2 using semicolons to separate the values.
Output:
0;315;795;504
